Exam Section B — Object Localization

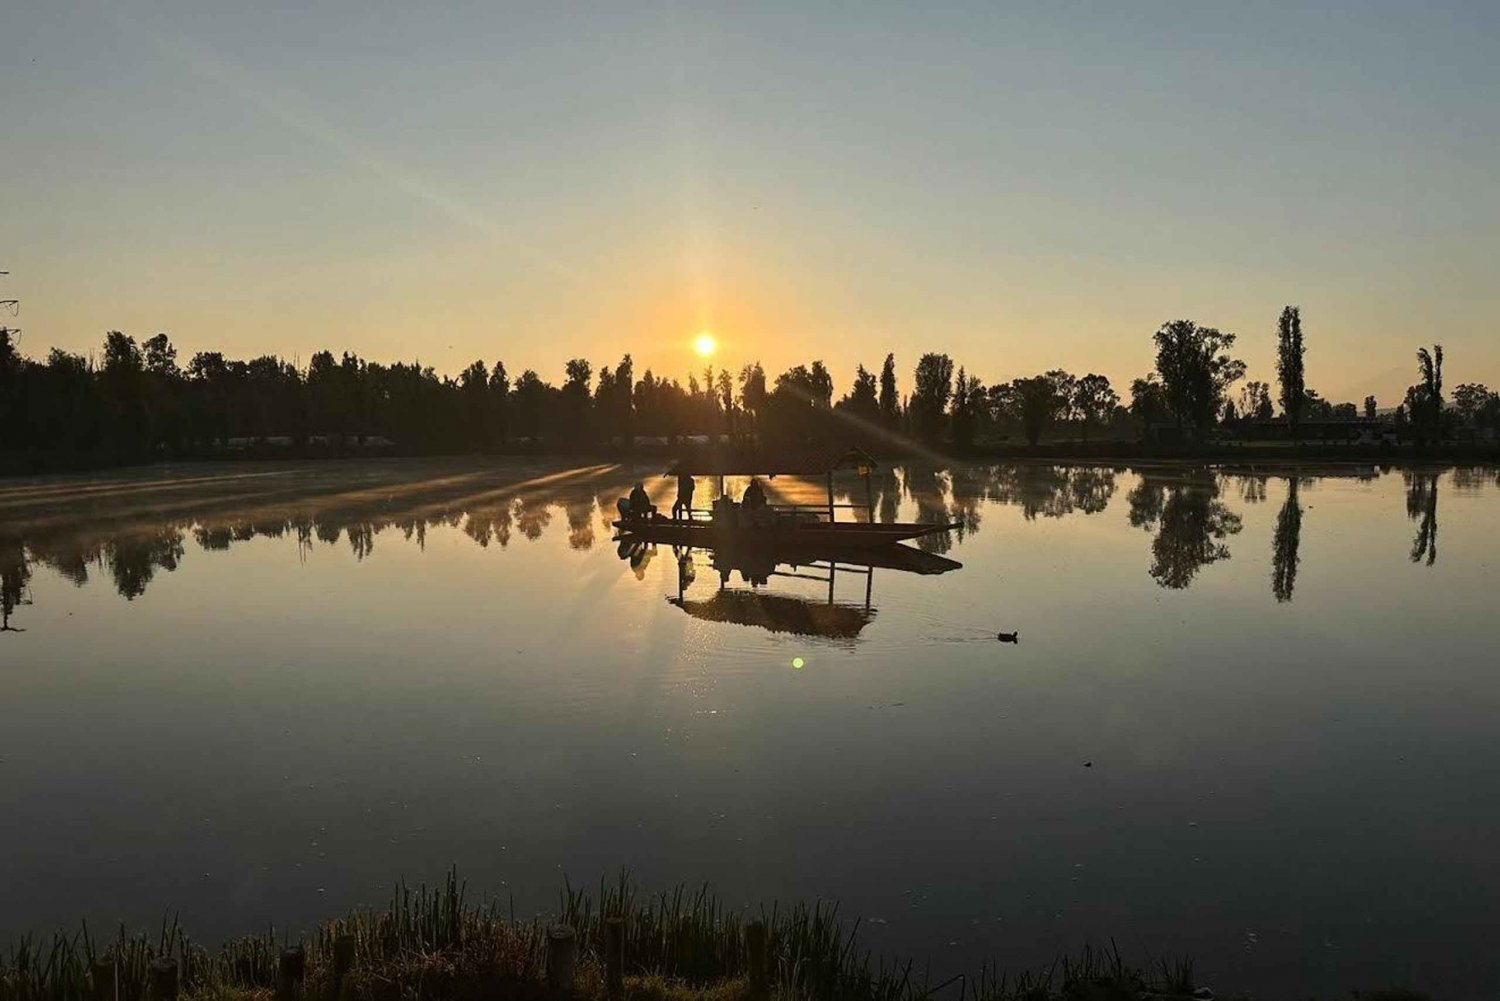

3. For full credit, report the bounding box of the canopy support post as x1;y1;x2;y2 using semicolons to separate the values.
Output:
826;471;835;524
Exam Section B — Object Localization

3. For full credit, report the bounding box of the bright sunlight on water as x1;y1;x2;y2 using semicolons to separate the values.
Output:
2;459;1497;998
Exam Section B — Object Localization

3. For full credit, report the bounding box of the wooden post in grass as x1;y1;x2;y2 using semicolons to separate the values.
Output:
603;917;625;999
276;946;305;1001
546;925;576;993
148;958;178;1001
90;958;115;1001
746;920;768;1001
332;934;356;981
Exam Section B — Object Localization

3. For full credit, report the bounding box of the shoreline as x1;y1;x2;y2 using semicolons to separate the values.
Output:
4;440;1498;480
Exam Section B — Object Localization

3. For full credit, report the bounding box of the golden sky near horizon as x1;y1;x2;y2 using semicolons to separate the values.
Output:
4;3;1497;406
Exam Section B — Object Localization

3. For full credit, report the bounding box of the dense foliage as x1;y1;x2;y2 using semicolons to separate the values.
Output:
2;303;1495;470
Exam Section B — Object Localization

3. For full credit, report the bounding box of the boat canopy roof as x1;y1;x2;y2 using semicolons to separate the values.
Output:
666;444;877;478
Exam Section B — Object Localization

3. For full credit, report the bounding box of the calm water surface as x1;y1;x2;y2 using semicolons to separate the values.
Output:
3;459;1498;998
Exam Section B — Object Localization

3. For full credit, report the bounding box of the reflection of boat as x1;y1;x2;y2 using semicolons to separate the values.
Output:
613;445;959;549
669;590;873;638
618;531;960;645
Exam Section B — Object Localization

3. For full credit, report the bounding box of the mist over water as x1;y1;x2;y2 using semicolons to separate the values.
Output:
3;459;1498;999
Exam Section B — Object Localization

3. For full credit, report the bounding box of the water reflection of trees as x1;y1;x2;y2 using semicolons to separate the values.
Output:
1129;471;1244;589
1271;479;1304;603
0;466;638;621
899;464;1119;553
2;461;1486;627
904;467;956;553
1405;472;1439;566
988;465;1118;520
1;537;32;631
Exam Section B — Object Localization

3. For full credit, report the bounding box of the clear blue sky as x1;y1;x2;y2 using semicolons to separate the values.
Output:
4;1;1497;404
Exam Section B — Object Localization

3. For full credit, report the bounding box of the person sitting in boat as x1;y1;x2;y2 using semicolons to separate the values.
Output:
623;482;655;521
672;472;696;521
741;477;773;526
742;477;767;510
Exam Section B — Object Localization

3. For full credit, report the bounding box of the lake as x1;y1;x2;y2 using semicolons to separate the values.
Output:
2;458;1497;998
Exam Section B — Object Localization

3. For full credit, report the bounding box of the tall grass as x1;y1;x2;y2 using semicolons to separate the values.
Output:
1;869;1207;1001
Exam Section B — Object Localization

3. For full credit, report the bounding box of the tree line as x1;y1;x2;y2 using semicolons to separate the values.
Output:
2;304;1497;467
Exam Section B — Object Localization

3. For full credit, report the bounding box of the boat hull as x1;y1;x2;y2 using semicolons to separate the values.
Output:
611;517;956;549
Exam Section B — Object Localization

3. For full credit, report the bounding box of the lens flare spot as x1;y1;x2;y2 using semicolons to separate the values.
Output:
791;656;806;670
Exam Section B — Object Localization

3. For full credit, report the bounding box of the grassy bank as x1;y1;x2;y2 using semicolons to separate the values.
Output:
0;872;1440;1001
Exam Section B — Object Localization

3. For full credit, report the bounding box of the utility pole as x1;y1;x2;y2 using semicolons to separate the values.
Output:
0;271;17;317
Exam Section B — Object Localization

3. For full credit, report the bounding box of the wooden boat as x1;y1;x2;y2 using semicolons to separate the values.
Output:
614;532;961;575
615;443;959;550
612;516;954;549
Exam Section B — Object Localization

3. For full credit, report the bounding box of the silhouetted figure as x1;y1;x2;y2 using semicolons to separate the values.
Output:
676;547;696;593
742;477;767;510
672;473;696;521
624;482;655;521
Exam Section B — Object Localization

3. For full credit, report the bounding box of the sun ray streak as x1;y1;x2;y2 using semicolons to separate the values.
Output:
107;9;576;283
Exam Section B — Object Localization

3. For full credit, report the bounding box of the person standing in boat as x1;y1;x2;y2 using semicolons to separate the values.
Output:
672;471;696;521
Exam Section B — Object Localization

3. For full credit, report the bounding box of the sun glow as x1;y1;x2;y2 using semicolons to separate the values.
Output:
693;332;718;358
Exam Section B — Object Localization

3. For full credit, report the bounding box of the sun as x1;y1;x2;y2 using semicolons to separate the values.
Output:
693;331;718;358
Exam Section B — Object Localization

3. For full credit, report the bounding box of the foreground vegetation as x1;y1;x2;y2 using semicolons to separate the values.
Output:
0;872;1444;1001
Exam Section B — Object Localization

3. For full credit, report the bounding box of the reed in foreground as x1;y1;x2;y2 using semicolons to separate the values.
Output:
0;870;1421;1001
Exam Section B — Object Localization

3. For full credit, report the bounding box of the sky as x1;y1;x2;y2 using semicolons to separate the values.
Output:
3;1;1497;405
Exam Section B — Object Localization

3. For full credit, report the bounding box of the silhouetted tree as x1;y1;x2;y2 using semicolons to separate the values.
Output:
1363;394;1378;419
949;367;983;450
489;361;511;443
1072;373;1118;440
1153;320;1245;432
737;362;767;435
1452;383;1491;426
0;329;22;453
1008;375;1066;445
1129;374;1170;428
512;369;551;440
878;353;900;430
763;361;834;444
715;367;735;436
910;353;954;443
1240;380;1273;421
1408;345;1444;444
1277;306;1306;437
99;331;147;453
837;364;880;423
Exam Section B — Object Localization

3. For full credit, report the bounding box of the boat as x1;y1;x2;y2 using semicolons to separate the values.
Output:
611;517;950;548
614;533;961;576
612;444;959;549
